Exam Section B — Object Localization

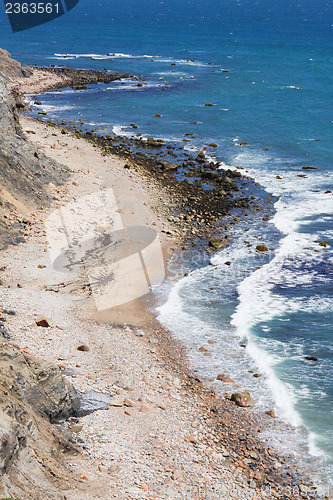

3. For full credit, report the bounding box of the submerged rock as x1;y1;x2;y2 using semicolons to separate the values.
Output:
304;355;318;362
256;244;268;252
209;238;230;249
217;374;234;383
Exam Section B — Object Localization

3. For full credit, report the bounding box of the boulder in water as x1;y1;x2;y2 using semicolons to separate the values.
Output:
231;392;255;408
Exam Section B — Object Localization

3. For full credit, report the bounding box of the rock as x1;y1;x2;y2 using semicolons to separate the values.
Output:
35;316;50;327
216;486;227;497
304;355;318;361
108;464;119;473
276;175;282;179
109;400;124;407
153;114;162;117
37;264;46;269
208;143;217;147
75;391;112;417
155;398;166;410
231;392;255;408
124;397;135;407
253;373;261;378
38;110;47;115
266;410;276;418
216;374;234;383
249;479;256;489
135;329;145;337
172;469;184;480
185;435;197;444
256;244;268;252
224;261;231;265
130;123;137;128
299;484;309;495
319;241;327;247
173;377;182;389
302;166;317;170
199;346;208;352
204;103;215;106
209;238;230;249
77;344;90;352
139;404;157;416
240;142;248;146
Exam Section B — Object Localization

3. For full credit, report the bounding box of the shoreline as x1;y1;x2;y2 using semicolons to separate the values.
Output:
1;66;322;498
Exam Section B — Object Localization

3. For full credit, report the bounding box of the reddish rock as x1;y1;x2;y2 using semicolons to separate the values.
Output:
217;374;234;383
35;316;50;327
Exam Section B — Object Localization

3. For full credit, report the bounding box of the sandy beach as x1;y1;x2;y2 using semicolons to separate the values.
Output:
0;67;319;499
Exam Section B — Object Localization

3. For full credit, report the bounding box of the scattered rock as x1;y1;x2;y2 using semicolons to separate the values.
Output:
124;397;136;407
109;400;124;407
173;377;182;389
108;464;119;473
231;392;255;408
77;344;89;352
249;479;256;489
172;469;184;480
35;316;50;327
139;404;157;416
217;374;234;383
185;435;197;444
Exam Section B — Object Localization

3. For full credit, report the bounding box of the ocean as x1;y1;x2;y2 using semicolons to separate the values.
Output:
1;0;332;492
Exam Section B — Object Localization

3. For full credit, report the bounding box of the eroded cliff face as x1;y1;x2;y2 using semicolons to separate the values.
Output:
0;52;79;499
0;50;68;249
0;338;79;499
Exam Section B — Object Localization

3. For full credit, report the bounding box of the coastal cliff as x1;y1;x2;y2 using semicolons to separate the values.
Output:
0;49;67;249
0;51;79;499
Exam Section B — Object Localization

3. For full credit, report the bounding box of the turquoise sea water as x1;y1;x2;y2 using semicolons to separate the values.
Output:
1;0;332;492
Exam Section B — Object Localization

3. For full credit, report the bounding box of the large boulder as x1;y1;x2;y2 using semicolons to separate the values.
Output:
231;391;255;408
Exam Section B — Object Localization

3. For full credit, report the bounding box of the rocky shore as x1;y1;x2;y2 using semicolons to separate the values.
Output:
0;52;324;499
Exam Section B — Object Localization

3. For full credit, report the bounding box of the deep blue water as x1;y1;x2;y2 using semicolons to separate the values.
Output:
1;0;332;492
